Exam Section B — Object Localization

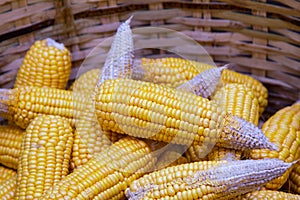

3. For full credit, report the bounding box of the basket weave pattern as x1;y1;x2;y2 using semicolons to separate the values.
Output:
0;0;299;116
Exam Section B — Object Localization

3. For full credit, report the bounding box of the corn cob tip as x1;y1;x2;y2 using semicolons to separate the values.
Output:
220;64;229;71
221;63;236;70
176;65;226;98
292;159;300;165
118;15;133;33
97;15;134;86
222;114;278;151
125;15;134;24
46;38;65;50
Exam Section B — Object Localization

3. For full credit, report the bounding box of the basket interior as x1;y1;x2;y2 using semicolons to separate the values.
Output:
0;0;299;117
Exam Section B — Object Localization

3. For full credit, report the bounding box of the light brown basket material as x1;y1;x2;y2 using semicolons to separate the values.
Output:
0;0;299;116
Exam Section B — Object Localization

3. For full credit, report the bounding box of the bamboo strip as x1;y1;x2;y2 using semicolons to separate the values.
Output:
215;56;300;75
0;69;17;87
0;2;54;25
269;41;300;58
167;17;245;28
249;77;294;93
271;29;300;43
11;0;35;45
213;11;300;31
268;55;300;72
0;0;13;6
0;59;23;74
132;9;189;21
220;0;300;17
267;71;300;89
182;31;250;42
251;0;267;77
274;0;300;10
0;3;11;13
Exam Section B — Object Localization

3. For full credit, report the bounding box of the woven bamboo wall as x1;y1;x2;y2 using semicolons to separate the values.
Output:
0;0;299;116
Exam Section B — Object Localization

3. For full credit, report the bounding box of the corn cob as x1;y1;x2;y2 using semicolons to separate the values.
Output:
71;93;118;169
71;128;112;170
126;158;293;200
288;160;300;194
70;68;101;93
15;115;73;200
0;167;17;200
95;78;276;151
0;165;16;181
71;16;134;168
237;190;300;200
177;65;227;98
205;83;260;161
249;102;300;190
134;57;268;114
98;16;134;85
132;57;209;87
212;83;260;126
0;125;24;169
42;137;156;199
0;86;87;129
14;38;71;89
185;83;260;162
222;69;268;115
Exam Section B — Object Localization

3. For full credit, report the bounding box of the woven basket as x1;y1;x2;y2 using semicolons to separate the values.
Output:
0;0;299;118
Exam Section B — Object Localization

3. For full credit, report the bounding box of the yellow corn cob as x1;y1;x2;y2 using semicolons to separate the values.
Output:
249;102;300;190
185;83;260;162
132;57;209;87
72;17;134;165
0;165;16;181
95;78;276;151
237;190;300;200
71;17;134;167
14;38;72;89
206;83;260;161
134;57;268;114
126;158;293;200
288;160;300;194
71;129;111;170
222;69;268;115
71;72;122;169
0;86;87;129
71;95;117;169
213;83;260;126
0;125;24;169
15;115;73;200
70;68;101;93
42;137;156;199
0;166;17;200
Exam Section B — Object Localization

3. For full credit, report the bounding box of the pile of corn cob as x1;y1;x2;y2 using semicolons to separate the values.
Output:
0;17;300;200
